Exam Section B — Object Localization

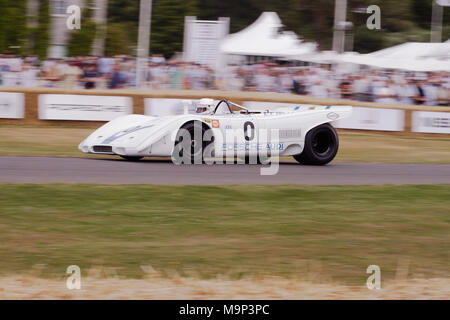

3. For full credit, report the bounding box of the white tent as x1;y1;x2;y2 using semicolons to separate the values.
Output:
367;42;450;60
289;42;450;72
220;12;316;58
336;42;450;72
338;52;450;72
288;50;341;64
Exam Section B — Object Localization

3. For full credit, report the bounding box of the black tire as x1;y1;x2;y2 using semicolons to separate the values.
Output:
173;122;213;164
293;123;339;165
120;156;143;161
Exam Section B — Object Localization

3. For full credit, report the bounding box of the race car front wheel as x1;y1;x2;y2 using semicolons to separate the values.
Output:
173;121;213;164
293;123;338;165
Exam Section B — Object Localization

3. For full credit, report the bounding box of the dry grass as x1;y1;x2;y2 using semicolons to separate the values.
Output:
338;131;450;164
1;273;448;299
1;184;449;283
0;126;97;157
0;125;449;163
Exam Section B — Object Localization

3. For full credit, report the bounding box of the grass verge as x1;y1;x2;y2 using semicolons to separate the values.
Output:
0;126;450;163
2;276;449;299
0;184;448;285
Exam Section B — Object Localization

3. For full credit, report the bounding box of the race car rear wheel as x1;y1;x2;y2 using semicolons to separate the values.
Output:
293;123;338;165
120;156;143;161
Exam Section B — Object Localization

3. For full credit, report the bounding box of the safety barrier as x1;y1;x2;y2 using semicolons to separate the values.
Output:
0;87;449;135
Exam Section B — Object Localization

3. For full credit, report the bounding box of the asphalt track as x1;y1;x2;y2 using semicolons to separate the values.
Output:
1;156;450;185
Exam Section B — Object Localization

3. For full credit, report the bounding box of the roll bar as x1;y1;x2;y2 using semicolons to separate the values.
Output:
213;100;251;114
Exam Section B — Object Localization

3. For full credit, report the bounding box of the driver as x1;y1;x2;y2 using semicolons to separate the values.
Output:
195;98;215;114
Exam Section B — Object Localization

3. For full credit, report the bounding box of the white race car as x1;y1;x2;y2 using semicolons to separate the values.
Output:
79;99;352;165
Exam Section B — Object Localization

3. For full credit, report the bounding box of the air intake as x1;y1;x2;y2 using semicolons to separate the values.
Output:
93;145;113;153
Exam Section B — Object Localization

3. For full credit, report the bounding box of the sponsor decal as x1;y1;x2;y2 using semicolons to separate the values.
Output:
222;142;284;151
326;106;331;109
0;92;24;119
47;104;125;113
412;111;450;134
39;95;132;121
327;112;339;120
212;120;220;128
172;127;281;175
0;100;11;112
422;116;450;128
204;118;211;123
309;106;316;110
279;129;301;138
334;107;404;132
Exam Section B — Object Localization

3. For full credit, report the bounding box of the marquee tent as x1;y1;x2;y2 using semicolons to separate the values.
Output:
287;50;341;64
288;42;450;72
338;52;450;72
367;42;450;60
220;12;317;59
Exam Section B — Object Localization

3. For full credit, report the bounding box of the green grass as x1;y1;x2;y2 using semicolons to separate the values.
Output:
0;184;449;284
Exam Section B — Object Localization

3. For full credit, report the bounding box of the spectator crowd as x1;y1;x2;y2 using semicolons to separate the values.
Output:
0;53;449;106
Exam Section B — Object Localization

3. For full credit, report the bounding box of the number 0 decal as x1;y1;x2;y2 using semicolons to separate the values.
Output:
244;121;255;141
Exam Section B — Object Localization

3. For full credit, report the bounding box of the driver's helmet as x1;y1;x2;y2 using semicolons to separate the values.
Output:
196;98;215;114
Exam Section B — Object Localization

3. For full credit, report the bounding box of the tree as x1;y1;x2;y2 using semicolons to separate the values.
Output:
412;0;432;30
108;0;140;23
105;0;198;58
150;0;198;58
34;0;50;59
104;0;139;56
104;0;449;57
105;22;136;56
0;0;28;56
353;25;384;53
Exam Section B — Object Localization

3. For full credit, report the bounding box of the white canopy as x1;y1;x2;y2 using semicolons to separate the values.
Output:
338;52;450;72
289;42;450;72
367;42;450;60
288;50;341;64
220;12;317;57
